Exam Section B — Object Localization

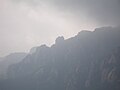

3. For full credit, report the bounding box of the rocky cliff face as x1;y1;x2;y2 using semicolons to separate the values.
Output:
0;27;120;90
100;47;120;90
65;47;120;90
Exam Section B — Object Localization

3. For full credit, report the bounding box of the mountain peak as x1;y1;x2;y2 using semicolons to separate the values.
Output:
55;36;64;44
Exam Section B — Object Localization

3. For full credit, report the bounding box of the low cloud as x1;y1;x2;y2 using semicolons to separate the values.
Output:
15;0;120;25
0;0;119;56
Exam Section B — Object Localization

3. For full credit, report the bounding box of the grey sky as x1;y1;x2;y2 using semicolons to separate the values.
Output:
0;0;119;56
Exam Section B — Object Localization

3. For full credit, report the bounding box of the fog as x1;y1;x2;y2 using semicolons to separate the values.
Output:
0;0;120;56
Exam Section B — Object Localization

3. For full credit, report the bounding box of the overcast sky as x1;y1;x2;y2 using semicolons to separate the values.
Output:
0;0;120;57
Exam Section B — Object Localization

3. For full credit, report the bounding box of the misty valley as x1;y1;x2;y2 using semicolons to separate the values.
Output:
0;27;120;90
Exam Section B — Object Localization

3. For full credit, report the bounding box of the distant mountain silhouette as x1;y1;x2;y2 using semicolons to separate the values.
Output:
0;26;120;90
0;53;27;79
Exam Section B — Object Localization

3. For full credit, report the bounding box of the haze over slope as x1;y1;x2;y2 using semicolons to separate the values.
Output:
0;26;120;90
0;53;27;79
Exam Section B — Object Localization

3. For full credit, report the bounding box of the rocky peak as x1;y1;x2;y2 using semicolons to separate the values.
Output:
55;36;64;44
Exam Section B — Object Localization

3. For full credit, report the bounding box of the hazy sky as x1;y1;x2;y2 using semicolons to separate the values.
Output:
0;0;120;56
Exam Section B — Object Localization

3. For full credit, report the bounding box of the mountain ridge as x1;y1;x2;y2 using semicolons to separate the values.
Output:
0;26;120;90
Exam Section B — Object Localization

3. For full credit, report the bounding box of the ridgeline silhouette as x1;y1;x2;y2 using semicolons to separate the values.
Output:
0;26;120;90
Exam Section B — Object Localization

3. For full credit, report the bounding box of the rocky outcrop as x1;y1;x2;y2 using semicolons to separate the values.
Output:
100;47;120;90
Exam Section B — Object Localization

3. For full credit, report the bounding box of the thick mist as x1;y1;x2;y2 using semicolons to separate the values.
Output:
1;0;120;56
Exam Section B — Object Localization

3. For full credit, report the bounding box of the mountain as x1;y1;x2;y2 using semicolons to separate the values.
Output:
0;57;3;62
100;47;120;90
0;53;27;79
29;46;38;54
83;47;120;90
0;26;120;90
